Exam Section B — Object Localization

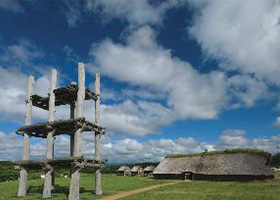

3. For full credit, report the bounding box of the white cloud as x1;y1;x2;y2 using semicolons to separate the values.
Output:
0;0;24;13
0;39;44;66
85;0;186;26
1;128;279;163
90;26;227;120
219;129;249;148
62;0;83;28
100;100;176;136
188;0;280;85
60;0;186;28
0;131;22;160
227;75;271;108
273;116;280;128
0;66;50;123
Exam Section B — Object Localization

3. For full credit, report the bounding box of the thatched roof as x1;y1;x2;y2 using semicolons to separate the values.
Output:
131;166;142;172
118;166;130;172
153;151;274;176
144;166;155;172
167;149;270;158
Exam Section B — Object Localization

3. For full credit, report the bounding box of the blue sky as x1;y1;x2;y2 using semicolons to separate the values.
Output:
0;0;280;163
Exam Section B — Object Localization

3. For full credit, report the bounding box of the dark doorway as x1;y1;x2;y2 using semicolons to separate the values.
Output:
183;172;194;180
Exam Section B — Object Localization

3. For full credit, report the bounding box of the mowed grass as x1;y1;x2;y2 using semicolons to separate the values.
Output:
121;173;280;200
0;174;166;200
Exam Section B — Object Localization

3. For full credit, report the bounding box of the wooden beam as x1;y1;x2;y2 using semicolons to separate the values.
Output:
69;63;85;199
48;68;57;123
43;68;57;198
95;72;102;195
43;165;53;198
70;103;75;157
68;166;80;200
18;75;34;197
76;63;85;119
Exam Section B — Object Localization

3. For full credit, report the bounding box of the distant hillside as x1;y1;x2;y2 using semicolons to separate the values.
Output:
0;161;18;182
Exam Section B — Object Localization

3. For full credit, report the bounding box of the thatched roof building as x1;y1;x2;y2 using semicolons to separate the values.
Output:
144;166;155;175
153;149;274;181
117;166;130;176
131;166;143;176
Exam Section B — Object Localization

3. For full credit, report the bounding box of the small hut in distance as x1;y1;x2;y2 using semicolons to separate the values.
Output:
131;166;144;176
144;166;155;176
117;166;131;176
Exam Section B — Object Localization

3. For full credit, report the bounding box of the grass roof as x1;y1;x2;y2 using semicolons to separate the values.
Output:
166;148;270;158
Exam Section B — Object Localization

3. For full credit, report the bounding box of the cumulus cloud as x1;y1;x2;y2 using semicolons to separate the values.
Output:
0;64;173;136
0;67;49;122
100;100;176;136
2;128;279;163
218;129;280;154
90;26;227;120
188;0;280;85
0;131;22;160
219;129;249;149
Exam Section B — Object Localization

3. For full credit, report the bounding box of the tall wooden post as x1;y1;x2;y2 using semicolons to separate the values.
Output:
95;72;102;195
69;63;85;200
43;69;57;198
70;103;75;157
18;76;34;196
69;103;75;179
70;81;76;157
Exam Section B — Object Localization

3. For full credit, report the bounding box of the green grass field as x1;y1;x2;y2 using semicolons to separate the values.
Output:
121;173;280;200
0;174;165;200
0;173;279;200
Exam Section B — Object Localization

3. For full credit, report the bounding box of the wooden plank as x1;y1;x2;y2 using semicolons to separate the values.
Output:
68;167;80;200
69;63;85;199
18;75;34;197
17;168;28;196
48;68;57;122
95;72;102;195
44;68;57;198
43;166;53;198
76;63;85;119
70;104;75;157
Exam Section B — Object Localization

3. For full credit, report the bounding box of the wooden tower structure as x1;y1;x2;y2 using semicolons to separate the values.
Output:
15;63;105;199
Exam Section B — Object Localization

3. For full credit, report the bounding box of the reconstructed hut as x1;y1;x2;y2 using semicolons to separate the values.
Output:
131;166;144;176
144;166;155;176
117;166;131;176
153;149;275;181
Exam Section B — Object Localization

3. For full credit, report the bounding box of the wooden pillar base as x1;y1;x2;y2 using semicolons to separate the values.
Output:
68;165;80;200
43;166;54;198
52;171;55;190
17;167;28;196
95;169;102;195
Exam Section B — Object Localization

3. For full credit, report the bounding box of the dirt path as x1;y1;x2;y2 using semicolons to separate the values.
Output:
101;181;181;200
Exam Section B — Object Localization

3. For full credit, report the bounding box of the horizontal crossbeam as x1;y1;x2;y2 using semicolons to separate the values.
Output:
16;118;105;138
31;84;97;110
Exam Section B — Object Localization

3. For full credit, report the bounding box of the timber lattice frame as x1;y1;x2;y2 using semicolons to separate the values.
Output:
15;63;106;199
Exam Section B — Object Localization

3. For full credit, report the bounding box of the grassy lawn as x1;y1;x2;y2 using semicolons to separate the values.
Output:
1;173;279;200
121;173;280;200
0;174;165;200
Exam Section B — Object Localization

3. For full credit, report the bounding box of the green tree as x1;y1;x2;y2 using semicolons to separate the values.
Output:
272;153;280;168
